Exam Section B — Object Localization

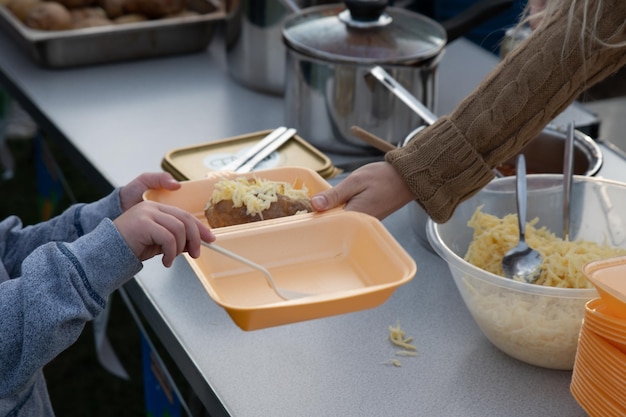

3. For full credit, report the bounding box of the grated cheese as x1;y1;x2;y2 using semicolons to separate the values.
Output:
384;322;418;367
388;322;417;351
207;177;309;216
395;350;418;357
460;275;588;369
382;359;403;367
461;207;626;369
464;207;626;288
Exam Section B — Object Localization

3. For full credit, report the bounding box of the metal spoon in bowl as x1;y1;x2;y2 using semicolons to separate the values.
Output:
502;154;542;283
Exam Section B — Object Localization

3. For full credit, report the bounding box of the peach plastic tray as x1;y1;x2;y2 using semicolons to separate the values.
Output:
583;257;626;319
144;166;417;330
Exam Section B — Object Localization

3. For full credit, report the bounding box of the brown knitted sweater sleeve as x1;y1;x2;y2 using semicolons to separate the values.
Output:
386;0;626;223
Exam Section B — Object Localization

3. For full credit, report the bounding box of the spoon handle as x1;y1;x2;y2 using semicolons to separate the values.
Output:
368;66;438;126
516;154;528;241
201;241;281;295
563;122;575;240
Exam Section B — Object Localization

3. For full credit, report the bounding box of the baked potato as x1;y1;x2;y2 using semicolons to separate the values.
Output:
124;0;187;18
113;12;147;23
204;178;313;228
69;6;107;21
97;0;126;19
56;0;98;8
24;2;73;30
206;195;313;228
72;15;112;27
6;0;197;31
6;0;43;21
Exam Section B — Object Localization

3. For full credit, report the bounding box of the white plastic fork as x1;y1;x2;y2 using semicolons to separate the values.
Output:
201;241;311;300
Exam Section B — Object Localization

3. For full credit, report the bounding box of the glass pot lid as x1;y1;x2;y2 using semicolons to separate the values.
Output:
282;0;447;65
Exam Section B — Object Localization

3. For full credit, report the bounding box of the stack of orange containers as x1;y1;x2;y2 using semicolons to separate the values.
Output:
572;257;626;416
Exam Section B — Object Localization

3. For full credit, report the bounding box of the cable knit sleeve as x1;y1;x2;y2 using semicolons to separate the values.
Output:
386;0;626;223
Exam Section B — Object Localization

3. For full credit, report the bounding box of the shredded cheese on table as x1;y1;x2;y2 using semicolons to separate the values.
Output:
388;322;417;351
207;177;309;216
383;322;418;367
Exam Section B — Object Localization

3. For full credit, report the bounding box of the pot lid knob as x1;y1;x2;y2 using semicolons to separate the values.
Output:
340;0;392;28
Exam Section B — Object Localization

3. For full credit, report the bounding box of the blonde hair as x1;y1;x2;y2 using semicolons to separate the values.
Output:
520;0;626;49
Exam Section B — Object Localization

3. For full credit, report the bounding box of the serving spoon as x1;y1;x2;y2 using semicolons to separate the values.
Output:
501;154;542;283
562;121;575;240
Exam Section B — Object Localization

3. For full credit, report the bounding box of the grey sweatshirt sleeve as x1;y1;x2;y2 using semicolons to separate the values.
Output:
0;191;143;398
1;189;125;278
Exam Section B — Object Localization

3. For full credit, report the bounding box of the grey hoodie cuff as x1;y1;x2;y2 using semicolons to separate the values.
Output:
64;218;142;306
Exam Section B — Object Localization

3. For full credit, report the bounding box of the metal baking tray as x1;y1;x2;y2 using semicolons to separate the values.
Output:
0;0;226;68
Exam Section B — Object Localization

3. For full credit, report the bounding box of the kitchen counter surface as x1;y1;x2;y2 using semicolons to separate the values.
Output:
2;22;624;417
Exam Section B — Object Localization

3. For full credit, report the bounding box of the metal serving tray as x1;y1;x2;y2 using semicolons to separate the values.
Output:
0;0;225;68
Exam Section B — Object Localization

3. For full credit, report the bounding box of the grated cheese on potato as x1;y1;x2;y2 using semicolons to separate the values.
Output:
207;177;309;216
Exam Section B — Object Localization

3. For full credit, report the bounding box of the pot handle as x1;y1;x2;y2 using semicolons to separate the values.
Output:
441;0;515;43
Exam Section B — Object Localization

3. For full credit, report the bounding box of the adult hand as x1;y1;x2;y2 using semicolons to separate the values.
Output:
528;0;546;29
114;201;215;267
529;0;546;15
119;172;181;212
311;162;416;220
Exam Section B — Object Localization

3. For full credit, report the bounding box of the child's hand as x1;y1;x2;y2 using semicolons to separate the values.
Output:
119;172;181;212
114;201;215;267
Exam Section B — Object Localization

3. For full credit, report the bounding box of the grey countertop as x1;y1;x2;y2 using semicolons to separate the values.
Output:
3;23;625;417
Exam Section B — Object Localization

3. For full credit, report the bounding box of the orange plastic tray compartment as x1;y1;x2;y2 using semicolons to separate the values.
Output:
187;210;416;330
583;257;626;319
584;299;626;350
572;326;626;416
144;166;417;330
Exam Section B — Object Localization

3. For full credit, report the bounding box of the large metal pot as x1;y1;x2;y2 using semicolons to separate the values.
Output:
282;0;514;155
224;0;337;95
